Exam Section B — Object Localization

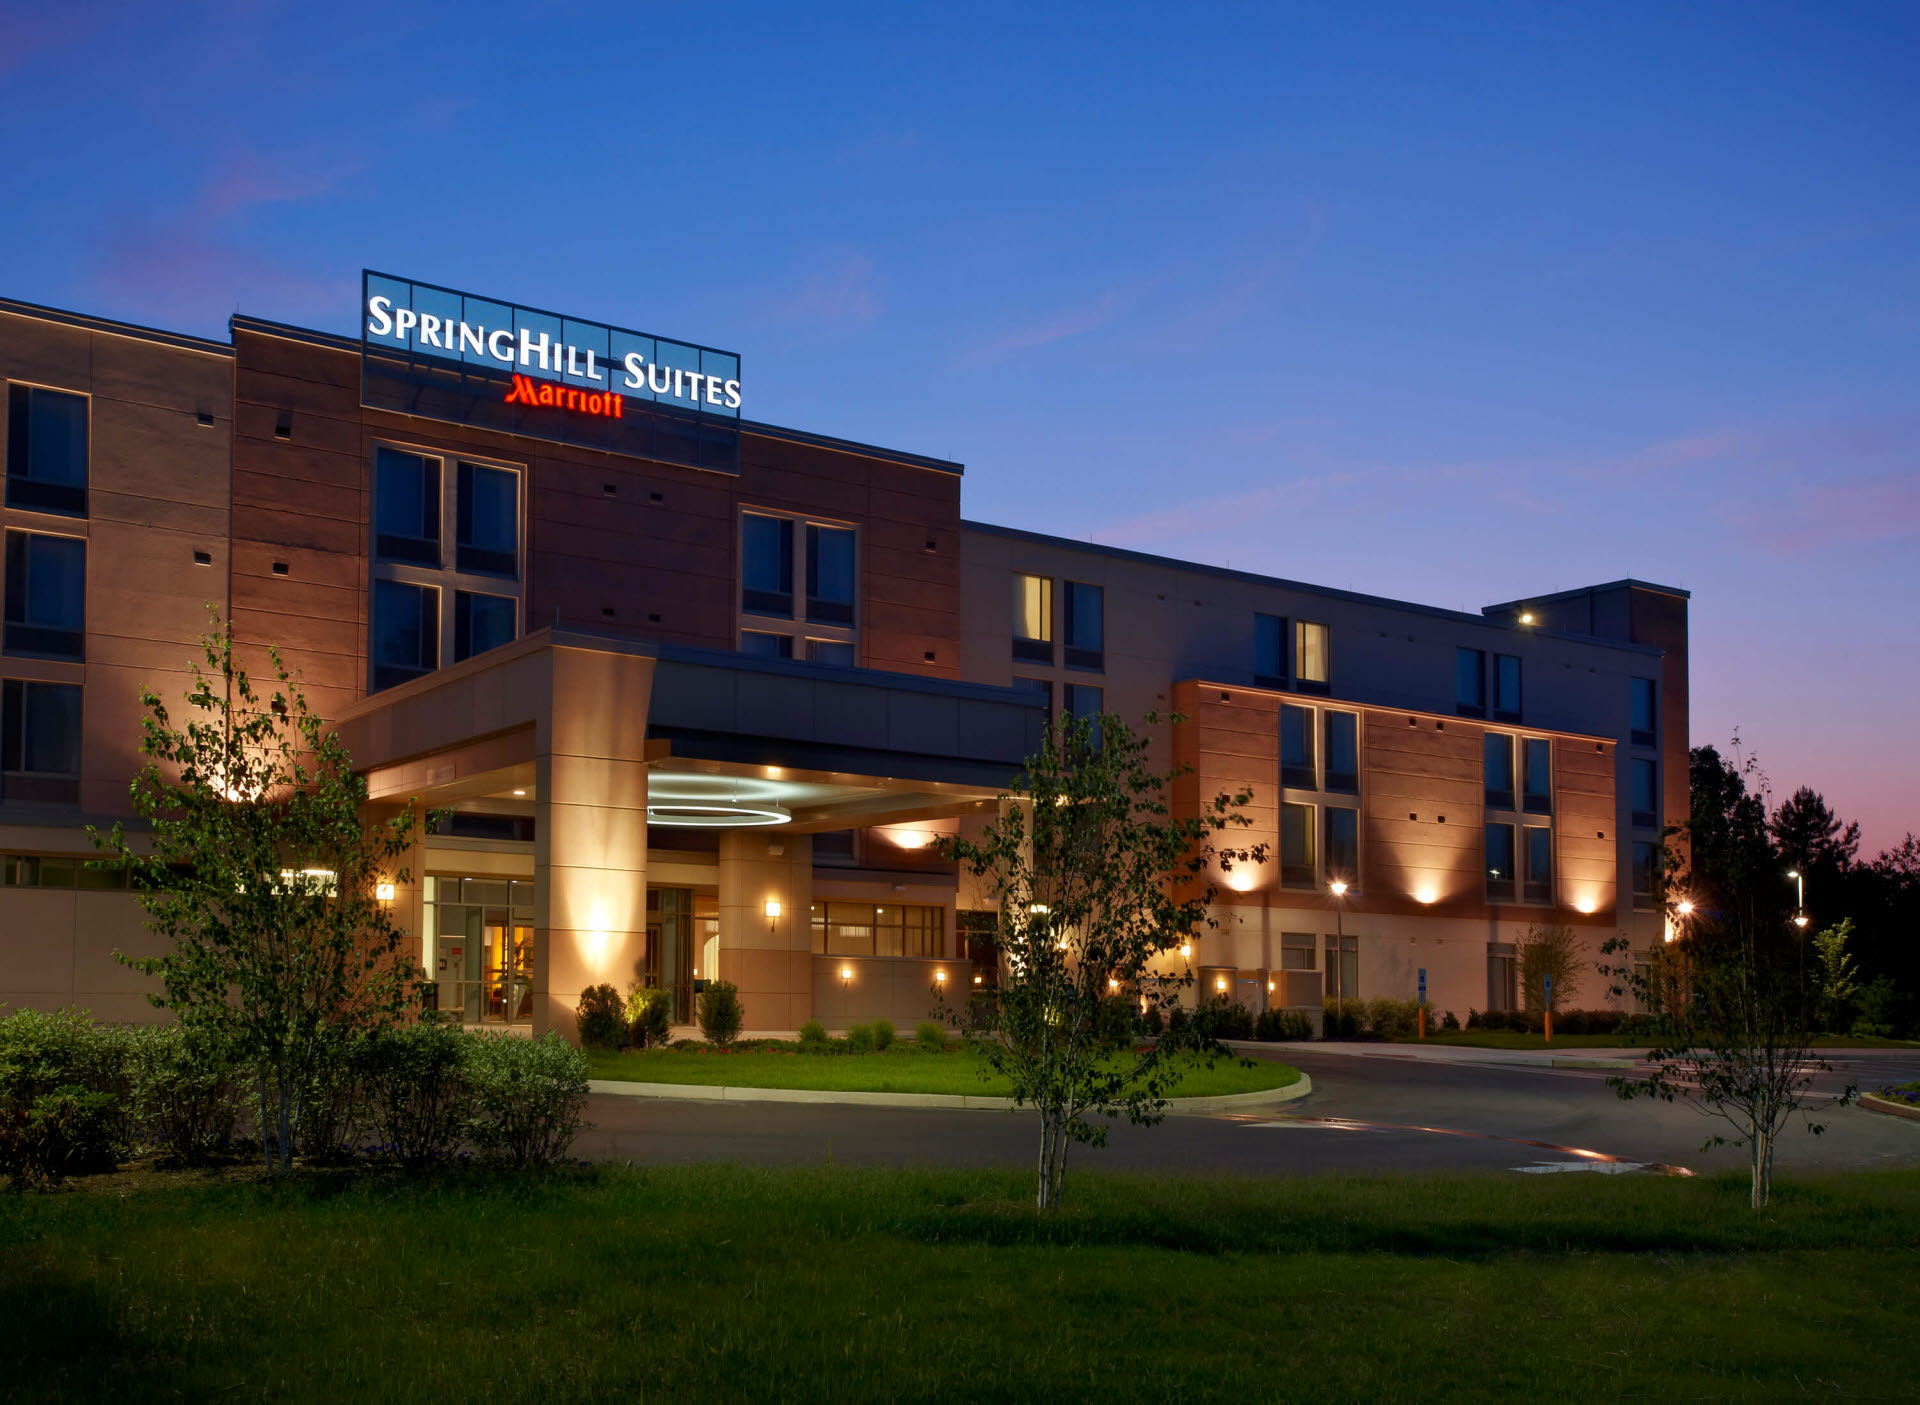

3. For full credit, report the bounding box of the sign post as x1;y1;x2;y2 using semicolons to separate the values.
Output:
1543;972;1553;1043
1417;968;1427;1040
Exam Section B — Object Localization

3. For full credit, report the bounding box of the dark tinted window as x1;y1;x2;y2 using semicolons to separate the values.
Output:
1324;711;1358;793
1632;840;1660;907
370;580;437;691
1631;759;1658;828
453;591;515;662
3;532;85;660
1281;704;1315;789
1485;823;1516;902
1064;582;1103;670
1325;807;1358;883
1494;654;1522;719
1523;737;1552;813
1063;683;1103;720
456;462;518;577
805;638;855;667
739;630;793;659
1523;826;1551;903
1483;733;1514;809
1280;802;1315;888
805;525;855;626
6;384;88;516
741;514;793;617
1254;613;1286;686
1;678;82;776
1455;647;1486;716
1630;678;1657;746
1013;676;1052;721
373;448;441;565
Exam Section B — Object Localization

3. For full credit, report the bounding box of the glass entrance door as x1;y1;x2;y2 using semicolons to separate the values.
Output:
646;887;694;1024
428;877;536;1025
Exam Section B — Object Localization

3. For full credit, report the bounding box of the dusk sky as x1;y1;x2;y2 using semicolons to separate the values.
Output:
3;2;1914;851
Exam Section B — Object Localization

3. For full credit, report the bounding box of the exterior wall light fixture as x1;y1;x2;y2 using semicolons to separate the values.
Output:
375;882;396;902
1179;943;1192;960
765;899;782;930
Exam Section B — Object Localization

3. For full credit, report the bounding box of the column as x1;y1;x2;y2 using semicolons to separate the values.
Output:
716;829;813;1033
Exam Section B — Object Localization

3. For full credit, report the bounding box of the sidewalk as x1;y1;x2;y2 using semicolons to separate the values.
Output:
1231;1039;1645;1070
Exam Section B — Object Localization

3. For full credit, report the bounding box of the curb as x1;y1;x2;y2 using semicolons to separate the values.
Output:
1860;1092;1920;1123
588;1073;1312;1116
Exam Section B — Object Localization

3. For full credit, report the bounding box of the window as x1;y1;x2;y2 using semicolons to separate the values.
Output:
1012;574;1053;663
805;638;855;667
1013;676;1053;720
6;384;88;516
1632;840;1660;909
1;679;82;799
741;513;793;617
810;901;944;958
1064;581;1103;670
1280;931;1316;971
1280;803;1315;889
1630;678;1658;748
1280;704;1316;789
1063;683;1103;725
806;525;856;626
1295;621;1329;693
1324;934;1359;1002
453;591;516;663
1522;737;1552;814
1487;948;1517;1012
813;830;857;865
1456;647;1486;717
1254;613;1287;688
370;580;438;692
455;462;519;577
3;532;85;660
373;448;441;566
739;630;793;659
1485;822;1516;903
1523;826;1552;904
1325;807;1358;884
1630;758;1658;830
2;854;127;889
1483;733;1514;810
1324;711;1358;793
1494;654;1521;721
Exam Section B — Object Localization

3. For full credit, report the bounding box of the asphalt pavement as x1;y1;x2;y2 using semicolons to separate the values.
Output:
574;1046;1920;1179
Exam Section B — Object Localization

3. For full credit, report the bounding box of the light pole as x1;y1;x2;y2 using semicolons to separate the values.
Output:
1329;879;1348;1004
1787;869;1809;992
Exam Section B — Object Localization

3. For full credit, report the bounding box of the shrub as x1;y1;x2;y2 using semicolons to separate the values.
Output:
0;1007;135;1147
1441;1010;1461;1032
799;1019;830;1051
127;1025;245;1164
465;1033;590;1167
697;981;744;1048
1199;999;1256;1041
845;1024;876;1054
1254;1009;1313;1041
0;1087;118;1190
297;1030;365;1163
1366;998;1420;1040
1138;1004;1166;1036
1321;999;1363;1040
915;1021;945;1050
576;984;628;1050
624;984;674;1050
870;1019;895;1051
356;1021;471;1167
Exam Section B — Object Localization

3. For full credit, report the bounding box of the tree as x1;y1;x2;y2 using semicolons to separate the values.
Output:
92;615;428;1176
1810;919;1860;1033
1517;921;1583;1013
1770;786;1860;886
1604;739;1852;1209
938;711;1265;1212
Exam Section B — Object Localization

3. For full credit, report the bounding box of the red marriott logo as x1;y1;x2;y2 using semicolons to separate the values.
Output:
503;374;623;418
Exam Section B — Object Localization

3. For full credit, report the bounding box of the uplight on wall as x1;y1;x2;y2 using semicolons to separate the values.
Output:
935;969;947;985
375;882;397;902
765;899;782;930
1179;943;1192;960
1414;886;1438;905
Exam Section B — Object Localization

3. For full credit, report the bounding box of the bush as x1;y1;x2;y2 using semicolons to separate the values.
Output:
297;1030;365;1163
915;1021;945;1050
697;981;744;1048
845;1024;876;1054
1366;998;1419;1040
1441;1010;1461;1032
1138;1003;1165;1036
1199;999;1256;1041
356;1022;471;1167
576;984;628;1050
870;1019;895;1051
465;1033;590;1167
1321;1000;1363;1040
624;984;675;1050
0;1007;135;1147
1254;1009;1313;1041
798;1019;830;1051
127;1025;245;1164
0;1087;118;1190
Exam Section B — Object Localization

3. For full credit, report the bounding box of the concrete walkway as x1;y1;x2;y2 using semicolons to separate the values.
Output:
588;1073;1313;1117
1234;1040;1646;1070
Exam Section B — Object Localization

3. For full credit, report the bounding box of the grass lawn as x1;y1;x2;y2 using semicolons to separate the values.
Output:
3;1165;1917;1401
586;1046;1301;1098
1392;1031;1920;1052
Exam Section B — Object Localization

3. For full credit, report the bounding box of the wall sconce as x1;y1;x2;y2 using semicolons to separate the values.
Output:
1267;979;1275;993
1215;976;1228;993
973;973;983;985
375;882;396;902
765;899;782;931
935;968;947;986
1179;943;1192;960
840;965;853;992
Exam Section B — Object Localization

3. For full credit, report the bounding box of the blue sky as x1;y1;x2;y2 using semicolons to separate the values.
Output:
3;1;1915;848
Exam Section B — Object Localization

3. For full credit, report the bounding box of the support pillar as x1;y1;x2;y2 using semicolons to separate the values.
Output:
717;830;813;1033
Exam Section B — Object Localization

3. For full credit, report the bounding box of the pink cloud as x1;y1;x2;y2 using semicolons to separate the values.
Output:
763;252;884;328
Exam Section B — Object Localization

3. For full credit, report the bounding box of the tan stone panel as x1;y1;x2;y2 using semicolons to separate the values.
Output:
547;800;647;873
87;333;232;410
0;313;93;386
0;888;78;994
90;492;229;538
547;754;649;812
546;649;654;762
232;508;364;557
233;330;360;389
232;467;362;525
90;399;230;507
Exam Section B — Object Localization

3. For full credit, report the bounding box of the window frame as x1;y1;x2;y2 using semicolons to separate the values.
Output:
1323;709;1360;793
1279;930;1317;972
1294;620;1330;695
1012;574;1054;664
5;381;90;518
1280;801;1316;890
737;506;859;662
1493;653;1522;722
1630;757;1659;831
1;677;84;802
1485;821;1517;904
1062;580;1104;672
1630;677;1658;749
1455;646;1486;717
1254;612;1288;688
1324;805;1360;887
2;528;87;662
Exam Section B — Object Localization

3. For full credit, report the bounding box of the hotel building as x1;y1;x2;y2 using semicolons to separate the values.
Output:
0;278;1688;1038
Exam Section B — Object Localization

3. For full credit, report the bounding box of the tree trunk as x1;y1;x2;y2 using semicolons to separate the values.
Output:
256;1068;272;1176
1750;1121;1775;1210
1036;1109;1058;1212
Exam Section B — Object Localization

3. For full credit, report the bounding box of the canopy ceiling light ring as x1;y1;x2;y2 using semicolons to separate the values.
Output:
645;800;792;828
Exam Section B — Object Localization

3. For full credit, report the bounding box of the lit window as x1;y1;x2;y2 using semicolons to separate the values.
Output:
3;531;85;661
1012;574;1053;663
1064;582;1103;671
1280;803;1315;889
1254;613;1287;688
370;580;438;692
1295;621;1329;693
6;384;88;517
1456;647;1486;716
1485;822;1517;903
1280;931;1316;971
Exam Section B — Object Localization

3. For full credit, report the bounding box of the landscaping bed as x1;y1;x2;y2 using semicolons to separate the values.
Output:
2;1165;1917;1401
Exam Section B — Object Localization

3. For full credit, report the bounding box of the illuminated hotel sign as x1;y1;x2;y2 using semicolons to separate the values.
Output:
360;271;743;473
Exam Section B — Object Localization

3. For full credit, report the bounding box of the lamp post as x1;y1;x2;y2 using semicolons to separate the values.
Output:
1329;879;1348;1004
1787;870;1809;992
